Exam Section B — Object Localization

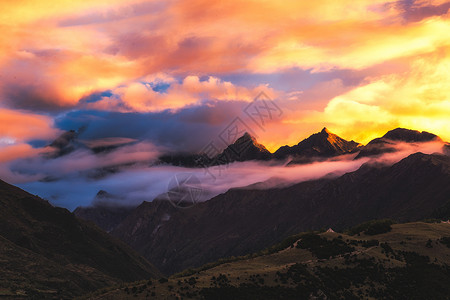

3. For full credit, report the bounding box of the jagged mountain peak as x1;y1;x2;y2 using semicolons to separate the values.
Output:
234;131;255;144
232;132;269;151
274;128;360;161
314;127;355;146
241;131;253;139
49;129;77;149
218;132;272;162
320;127;331;134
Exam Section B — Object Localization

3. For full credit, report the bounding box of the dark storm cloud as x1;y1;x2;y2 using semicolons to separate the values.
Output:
56;100;249;153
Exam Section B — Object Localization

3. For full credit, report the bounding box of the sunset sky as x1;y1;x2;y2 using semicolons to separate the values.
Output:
1;0;449;189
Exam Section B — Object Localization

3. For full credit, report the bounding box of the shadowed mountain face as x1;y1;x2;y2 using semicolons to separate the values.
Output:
0;180;160;298
111;152;450;274
355;128;442;159
73;193;134;234
274;128;361;163
74;205;133;232
74;190;135;232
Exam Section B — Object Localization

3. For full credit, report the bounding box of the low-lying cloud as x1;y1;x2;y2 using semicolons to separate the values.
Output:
8;139;447;211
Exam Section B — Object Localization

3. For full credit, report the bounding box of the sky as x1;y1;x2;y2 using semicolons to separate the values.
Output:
0;0;449;208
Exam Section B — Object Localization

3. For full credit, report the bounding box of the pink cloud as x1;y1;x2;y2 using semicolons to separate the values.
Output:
86;75;277;112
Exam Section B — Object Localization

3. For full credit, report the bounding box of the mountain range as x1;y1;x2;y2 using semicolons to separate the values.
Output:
109;151;450;274
46;126;447;170
158;127;446;167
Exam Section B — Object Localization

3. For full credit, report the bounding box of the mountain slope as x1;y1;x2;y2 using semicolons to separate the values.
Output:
112;152;450;274
0;179;160;298
88;221;450;300
73;205;134;233
274;128;360;162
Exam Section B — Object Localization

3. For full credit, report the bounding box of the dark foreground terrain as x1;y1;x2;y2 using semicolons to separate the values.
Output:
0;180;160;299
82;221;450;300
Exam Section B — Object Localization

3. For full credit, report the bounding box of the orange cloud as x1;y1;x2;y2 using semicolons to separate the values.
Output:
0;143;42;163
0;108;58;171
0;108;60;142
2;0;448;110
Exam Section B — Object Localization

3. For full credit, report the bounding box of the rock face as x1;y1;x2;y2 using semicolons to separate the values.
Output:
0;180;160;298
111;153;450;275
355;128;442;159
274;128;361;163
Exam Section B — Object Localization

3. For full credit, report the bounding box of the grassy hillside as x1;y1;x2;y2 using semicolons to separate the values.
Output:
83;221;450;299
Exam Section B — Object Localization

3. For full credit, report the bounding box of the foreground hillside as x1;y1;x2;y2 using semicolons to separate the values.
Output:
0;180;161;299
83;221;450;300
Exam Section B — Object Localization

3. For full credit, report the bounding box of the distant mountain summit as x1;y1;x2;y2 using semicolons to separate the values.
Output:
382;128;440;142
216;132;272;163
47;129;80;158
274;127;361;162
356;128;442;159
